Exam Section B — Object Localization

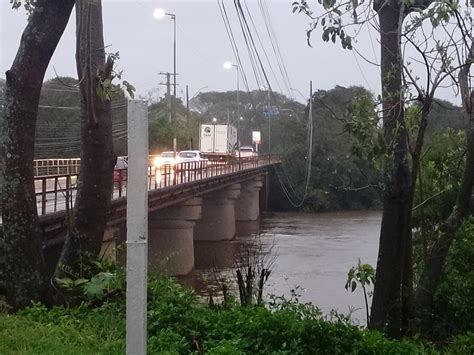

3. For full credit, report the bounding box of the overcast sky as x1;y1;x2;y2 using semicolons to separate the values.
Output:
0;0;461;106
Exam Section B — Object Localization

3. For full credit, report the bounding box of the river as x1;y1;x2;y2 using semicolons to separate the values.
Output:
181;210;381;325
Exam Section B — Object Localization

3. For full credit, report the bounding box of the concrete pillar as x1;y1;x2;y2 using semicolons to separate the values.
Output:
235;177;263;221
148;197;202;275
194;184;241;241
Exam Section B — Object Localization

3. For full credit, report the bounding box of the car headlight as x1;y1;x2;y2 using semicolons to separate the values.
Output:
153;157;162;167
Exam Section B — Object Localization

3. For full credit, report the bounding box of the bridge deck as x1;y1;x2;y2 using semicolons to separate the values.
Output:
0;157;280;240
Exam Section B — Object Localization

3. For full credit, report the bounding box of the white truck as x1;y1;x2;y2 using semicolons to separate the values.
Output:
199;124;237;160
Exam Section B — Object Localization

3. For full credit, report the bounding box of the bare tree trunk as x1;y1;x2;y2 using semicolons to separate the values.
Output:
369;1;412;338
0;0;75;309
414;38;474;332
56;0;115;276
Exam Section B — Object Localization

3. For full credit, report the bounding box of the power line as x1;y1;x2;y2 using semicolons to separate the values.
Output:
234;0;272;91
274;82;314;207
242;0;283;93
257;0;293;99
218;0;251;92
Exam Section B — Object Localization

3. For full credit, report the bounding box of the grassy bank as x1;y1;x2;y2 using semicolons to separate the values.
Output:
1;277;473;354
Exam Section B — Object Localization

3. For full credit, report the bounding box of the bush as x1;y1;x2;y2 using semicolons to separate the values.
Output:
432;217;474;338
1;276;470;353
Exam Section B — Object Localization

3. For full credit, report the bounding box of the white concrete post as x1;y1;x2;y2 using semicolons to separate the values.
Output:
126;99;149;354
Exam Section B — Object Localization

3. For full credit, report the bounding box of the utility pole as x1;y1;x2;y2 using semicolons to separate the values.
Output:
186;84;191;149
268;89;271;161
186;84;189;113
126;100;148;355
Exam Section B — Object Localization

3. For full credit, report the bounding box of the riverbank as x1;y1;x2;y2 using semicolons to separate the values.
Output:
1;276;471;354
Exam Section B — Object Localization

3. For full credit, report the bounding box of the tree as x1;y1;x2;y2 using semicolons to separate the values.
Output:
293;0;472;337
414;33;474;332
0;0;75;309
190;90;303;149
148;96;204;152
55;0;116;277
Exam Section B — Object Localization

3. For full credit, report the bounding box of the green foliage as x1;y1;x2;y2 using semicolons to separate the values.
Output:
346;260;375;293
10;0;35;14
412;129;466;273
345;95;386;171
346;259;375;325
446;333;474;354
148;97;205;152
55;257;124;305
270;86;383;212
1;302;125;353
424;100;465;136
1;276;460;353
431;218;474;339
96;51;136;101
268;286;322;321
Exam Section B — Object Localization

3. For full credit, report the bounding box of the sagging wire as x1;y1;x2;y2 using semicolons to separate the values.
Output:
274;82;314;208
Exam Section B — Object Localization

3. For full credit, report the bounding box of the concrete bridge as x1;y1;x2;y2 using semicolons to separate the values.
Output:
28;156;280;275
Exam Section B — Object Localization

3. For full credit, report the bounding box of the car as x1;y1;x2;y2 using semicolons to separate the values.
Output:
236;146;256;158
176;150;208;164
153;151;176;167
113;156;128;183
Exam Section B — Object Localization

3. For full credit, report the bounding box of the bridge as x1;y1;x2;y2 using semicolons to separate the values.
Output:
20;156;280;275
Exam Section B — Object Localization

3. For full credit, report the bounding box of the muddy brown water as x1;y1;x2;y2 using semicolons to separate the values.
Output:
180;211;381;324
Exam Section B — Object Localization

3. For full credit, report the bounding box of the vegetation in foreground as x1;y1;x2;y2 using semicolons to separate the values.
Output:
0;274;473;354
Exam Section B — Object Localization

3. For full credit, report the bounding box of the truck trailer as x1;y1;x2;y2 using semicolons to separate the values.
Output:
199;124;237;160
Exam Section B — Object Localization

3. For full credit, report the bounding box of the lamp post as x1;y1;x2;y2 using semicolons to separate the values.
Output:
223;61;240;119
224;61;241;161
154;8;177;155
261;86;271;161
238;116;243;166
154;9;176;101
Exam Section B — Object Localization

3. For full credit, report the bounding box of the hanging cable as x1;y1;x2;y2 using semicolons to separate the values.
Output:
257;0;293;99
274;82;314;207
242;0;283;93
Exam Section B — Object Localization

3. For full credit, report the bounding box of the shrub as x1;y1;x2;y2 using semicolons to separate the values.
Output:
432;217;474;338
2;276;469;353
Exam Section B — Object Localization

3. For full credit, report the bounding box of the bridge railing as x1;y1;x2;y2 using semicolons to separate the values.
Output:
34;174;79;216
35;155;280;216
34;158;81;177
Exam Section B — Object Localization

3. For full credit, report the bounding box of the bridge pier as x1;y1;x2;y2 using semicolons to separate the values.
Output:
148;197;202;275
235;177;263;236
194;184;241;241
235;177;263;221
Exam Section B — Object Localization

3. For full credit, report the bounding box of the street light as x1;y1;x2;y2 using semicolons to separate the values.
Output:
238;116;243;163
154;9;176;101
223;61;240;119
261;86;272;160
154;8;177;154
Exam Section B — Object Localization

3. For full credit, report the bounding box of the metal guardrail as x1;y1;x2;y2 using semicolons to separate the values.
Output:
34;158;81;177
34;155;280;216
